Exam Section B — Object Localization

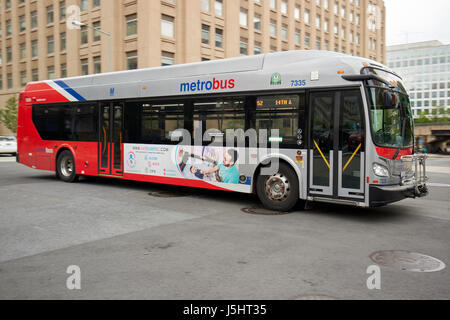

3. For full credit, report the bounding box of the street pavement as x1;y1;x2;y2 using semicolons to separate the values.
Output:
0;155;449;299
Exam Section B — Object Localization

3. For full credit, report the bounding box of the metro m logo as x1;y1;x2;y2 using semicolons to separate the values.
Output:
180;82;190;92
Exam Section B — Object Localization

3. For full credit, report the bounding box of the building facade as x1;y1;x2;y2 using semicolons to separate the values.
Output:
0;0;386;135
387;41;450;118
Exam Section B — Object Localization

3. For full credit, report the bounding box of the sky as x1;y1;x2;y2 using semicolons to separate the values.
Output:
384;0;450;46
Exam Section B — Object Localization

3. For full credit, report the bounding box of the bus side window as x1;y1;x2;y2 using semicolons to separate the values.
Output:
253;93;306;149
193;98;245;146
136;102;184;145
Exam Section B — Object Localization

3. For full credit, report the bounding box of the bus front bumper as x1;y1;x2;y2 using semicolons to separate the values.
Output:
369;183;428;207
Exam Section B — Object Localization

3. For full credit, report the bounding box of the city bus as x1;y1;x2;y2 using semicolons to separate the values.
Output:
17;50;428;211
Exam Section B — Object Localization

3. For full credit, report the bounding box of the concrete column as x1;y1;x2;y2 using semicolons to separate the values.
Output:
224;0;240;57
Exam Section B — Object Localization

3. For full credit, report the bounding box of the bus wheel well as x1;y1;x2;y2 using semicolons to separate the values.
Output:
252;158;298;194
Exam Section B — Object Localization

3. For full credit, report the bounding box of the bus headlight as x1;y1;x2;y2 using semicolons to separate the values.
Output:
373;163;390;177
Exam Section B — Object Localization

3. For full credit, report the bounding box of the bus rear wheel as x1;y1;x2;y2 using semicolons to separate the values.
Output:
256;162;299;212
56;150;79;183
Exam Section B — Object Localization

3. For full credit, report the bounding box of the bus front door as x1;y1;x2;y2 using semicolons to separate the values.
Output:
99;102;124;177
308;90;365;202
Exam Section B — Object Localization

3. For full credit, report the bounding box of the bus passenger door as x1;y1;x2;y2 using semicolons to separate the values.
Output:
99;102;124;176
308;90;365;201
337;90;365;200
309;92;335;196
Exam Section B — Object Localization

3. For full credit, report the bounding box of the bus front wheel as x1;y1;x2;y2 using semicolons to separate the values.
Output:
56;150;79;183
256;162;299;212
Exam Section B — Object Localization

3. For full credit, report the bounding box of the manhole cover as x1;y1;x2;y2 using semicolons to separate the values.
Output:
148;191;188;198
241;207;289;215
294;295;337;300
370;250;446;273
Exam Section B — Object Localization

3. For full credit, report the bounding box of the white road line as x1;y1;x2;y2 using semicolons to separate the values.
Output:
0;157;15;163
426;166;450;174
428;183;450;188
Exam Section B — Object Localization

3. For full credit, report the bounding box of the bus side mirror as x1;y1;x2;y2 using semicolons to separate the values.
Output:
383;91;396;108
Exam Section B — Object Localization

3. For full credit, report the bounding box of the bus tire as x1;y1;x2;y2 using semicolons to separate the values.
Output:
56;150;79;183
256;162;299;212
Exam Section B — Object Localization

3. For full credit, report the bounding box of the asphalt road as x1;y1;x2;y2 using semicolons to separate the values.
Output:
0;155;449;300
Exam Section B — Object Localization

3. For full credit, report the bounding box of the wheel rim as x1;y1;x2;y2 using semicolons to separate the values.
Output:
60;156;74;177
265;173;290;202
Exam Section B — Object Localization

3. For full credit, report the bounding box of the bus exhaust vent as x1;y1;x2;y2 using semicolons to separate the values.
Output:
241;207;289;216
370;250;446;273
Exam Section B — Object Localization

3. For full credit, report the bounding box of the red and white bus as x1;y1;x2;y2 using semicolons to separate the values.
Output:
17;51;428;211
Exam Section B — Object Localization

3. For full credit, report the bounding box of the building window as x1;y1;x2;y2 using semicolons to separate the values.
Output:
47;5;54;24
93;0;100;8
316;15;321;29
60;32;66;51
270;20;276;37
304;10;310;24
47;36;55;54
48;66;56;79
7;47;12;63
32;40;38;57
21;71;27;87
281;24;288;41
93;21;101;42
215;28;223;48
6;20;11;36
127;51;138;70
240;38;248;55
305;33;310;48
20;43;26;60
81;59;89;75
126;14;137;36
201;24;210;45
94;56;101;73
240;9;248;27
161;51;175;66
80;0;88;11
61;64;67;78
161;15;174;38
295;30;300;45
281;0;288;15
32;69;39;82
7;74;13;89
0;76;2;90
31;11;38;29
60;1;66;20
215;0;223;16
316;38;321;50
294;6;300;20
270;0;276;10
324;19;329;32
81;25;88;44
19;15;26;32
201;0;210;12
254;14;261;31
254;41;261;55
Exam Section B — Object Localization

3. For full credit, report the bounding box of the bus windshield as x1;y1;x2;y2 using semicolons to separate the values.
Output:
364;68;414;149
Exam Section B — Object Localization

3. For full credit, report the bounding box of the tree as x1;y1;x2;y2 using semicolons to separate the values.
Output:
0;96;18;134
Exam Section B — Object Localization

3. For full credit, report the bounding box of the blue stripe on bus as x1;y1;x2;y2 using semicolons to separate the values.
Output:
54;80;86;101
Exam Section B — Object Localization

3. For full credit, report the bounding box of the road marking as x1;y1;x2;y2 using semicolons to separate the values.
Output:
428;183;450;188
0;157;15;163
426;166;450;174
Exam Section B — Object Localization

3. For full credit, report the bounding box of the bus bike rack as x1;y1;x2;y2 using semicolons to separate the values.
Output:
400;154;429;198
